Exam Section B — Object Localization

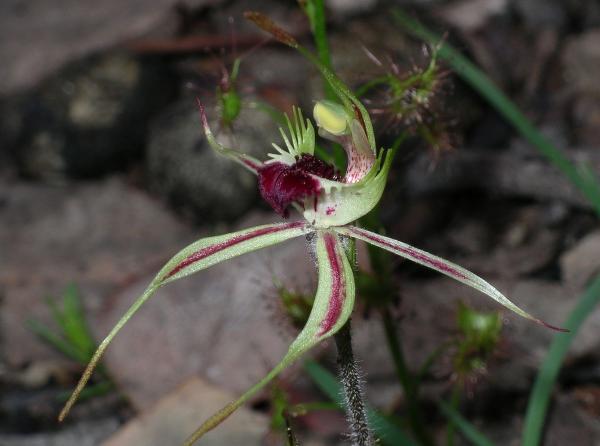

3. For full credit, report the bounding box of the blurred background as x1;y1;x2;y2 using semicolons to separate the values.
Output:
2;0;600;445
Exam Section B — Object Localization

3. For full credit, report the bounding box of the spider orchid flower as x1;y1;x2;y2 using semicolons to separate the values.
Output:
59;15;565;446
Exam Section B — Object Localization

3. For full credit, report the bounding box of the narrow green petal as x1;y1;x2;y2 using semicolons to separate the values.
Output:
337;226;566;331
58;221;311;422
184;230;355;445
196;98;263;173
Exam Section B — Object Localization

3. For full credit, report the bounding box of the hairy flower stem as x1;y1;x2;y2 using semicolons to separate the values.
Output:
284;413;300;446
334;320;373;446
381;308;434;446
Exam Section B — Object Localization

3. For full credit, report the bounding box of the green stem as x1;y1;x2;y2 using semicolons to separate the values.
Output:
301;0;347;168
306;0;336;101
381;308;434;446
285;414;300;446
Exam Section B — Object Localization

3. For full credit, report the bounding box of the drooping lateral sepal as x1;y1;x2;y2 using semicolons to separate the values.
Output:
337;225;567;331
58;221;312;422
184;230;356;445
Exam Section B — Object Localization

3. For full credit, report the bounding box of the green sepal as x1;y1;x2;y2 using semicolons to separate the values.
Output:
58;222;311;422
338;225;566;331
183;230;355;445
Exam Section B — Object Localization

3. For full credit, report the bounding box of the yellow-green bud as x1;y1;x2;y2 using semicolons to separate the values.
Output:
313;100;348;136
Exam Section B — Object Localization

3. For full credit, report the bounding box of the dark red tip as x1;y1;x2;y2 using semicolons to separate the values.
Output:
195;97;210;129
258;162;320;217
538;319;570;333
244;11;298;48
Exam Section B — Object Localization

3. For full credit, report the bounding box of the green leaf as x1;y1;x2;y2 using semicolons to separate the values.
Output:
300;0;336;101
29;286;97;365
304;360;417;446
59;221;310;422
183;230;355;445
60;285;96;358
339;226;566;331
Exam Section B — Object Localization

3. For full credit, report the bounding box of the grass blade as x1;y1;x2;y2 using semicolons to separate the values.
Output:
27;320;85;363
61;285;97;358
522;274;600;445
304;360;417;446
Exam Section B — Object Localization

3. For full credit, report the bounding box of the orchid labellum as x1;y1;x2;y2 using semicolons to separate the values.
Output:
59;13;565;445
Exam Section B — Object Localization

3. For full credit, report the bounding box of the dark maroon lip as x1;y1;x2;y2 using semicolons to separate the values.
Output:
258;154;340;217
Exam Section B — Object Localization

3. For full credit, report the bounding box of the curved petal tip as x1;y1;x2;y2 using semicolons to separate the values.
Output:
537;319;569;333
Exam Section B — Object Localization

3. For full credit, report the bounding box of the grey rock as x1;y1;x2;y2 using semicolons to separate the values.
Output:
437;0;509;32
511;0;567;29
456;206;560;278
560;229;600;291
563;29;600;97
405;148;600;210
102;376;268;446
0;0;223;95
562;29;600;147
0;417;119;446
13;51;175;179
0;177;192;367
240;49;308;97
146;99;279;222
328;0;379;16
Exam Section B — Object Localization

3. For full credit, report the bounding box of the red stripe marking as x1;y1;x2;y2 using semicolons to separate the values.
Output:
352;228;468;280
318;233;345;336
242;157;261;172
165;221;305;279
352;228;569;333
